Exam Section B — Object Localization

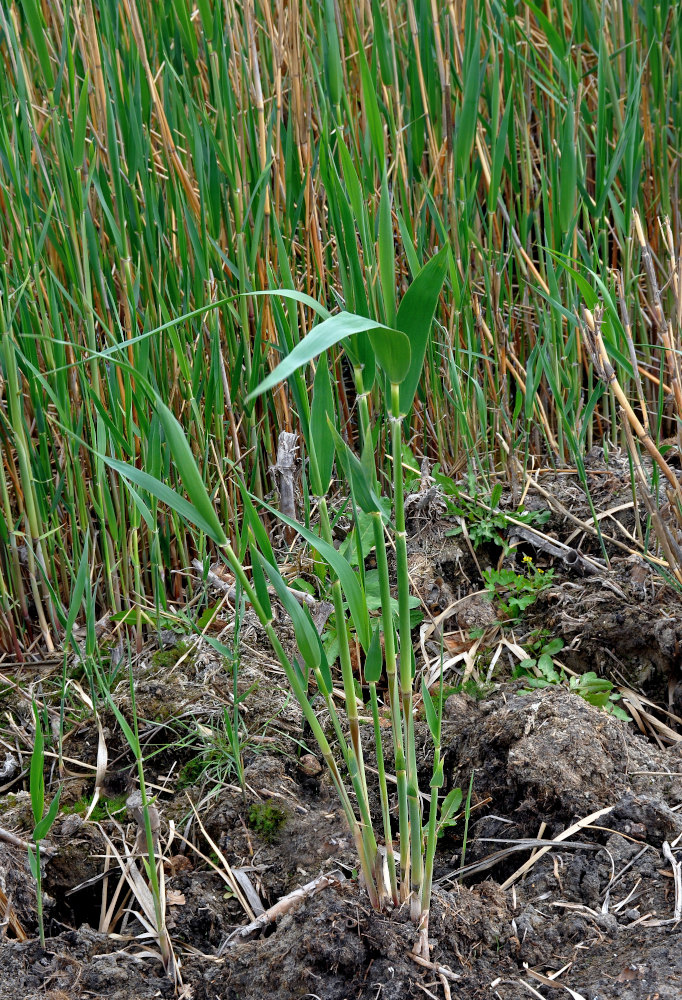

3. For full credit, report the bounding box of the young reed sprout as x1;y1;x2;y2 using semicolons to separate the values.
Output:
28;702;61;948
112;251;457;953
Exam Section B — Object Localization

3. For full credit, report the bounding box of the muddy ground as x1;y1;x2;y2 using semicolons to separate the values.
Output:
1;459;682;999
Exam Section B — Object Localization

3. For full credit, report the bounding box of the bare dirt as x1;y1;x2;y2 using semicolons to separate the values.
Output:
2;459;682;999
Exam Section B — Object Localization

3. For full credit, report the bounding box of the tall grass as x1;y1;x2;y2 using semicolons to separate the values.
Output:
0;0;681;648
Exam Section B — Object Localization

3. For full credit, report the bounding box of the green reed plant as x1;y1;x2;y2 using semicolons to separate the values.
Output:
102;254;454;952
28;701;61;948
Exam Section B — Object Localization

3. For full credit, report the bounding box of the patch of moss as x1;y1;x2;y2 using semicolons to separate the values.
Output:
247;801;287;843
62;792;128;822
177;757;205;790
460;677;494;700
151;641;193;671
149;702;175;723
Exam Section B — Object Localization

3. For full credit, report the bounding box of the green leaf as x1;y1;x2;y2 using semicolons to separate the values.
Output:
27;845;39;881
255;494;371;651
537;653;560;682
33;787;61;843
559;95;577;231
30;703;45;827
20;0;55;90
195;0;214;35
310;361;336;495
103;457;224;544
440;787;463;826
357;39;385;165
323;0;342;107
370;326;411;385
261;558;321;672
430;759;444;789
239;482;275;565
64;533;90;652
364;624;383;684
247;311;410;402
248;539;272;620
542;638;564;656
329;423;382;514
154;398;227;545
396;247;449;412
378;173;396;327
421;677;439;739
73;76;89;167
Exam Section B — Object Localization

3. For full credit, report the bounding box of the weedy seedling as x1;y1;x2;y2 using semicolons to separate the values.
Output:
483;558;554;622
514;638;629;720
446;483;550;553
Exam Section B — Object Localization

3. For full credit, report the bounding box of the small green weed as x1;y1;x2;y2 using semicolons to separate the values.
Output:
446;483;550;552
248;801;287;842
483;558;554;622
514;637;566;689
569;673;630;720
514;638;629;720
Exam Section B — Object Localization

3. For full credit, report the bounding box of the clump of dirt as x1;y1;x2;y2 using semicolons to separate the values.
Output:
442;686;682;841
192;878;515;1000
0;927;176;1000
3;685;682;999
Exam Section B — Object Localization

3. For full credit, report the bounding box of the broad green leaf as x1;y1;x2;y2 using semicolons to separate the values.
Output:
440;787;463;825
247;311;410;402
396;247;449;412
543;639;564;656
154;399;227;546
370;326;411;385
310;360;336;495
364;624;383;684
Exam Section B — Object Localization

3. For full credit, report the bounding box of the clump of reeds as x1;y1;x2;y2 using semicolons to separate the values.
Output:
1;2;681;648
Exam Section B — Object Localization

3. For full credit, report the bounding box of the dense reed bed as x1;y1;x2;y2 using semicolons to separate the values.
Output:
0;0;681;651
